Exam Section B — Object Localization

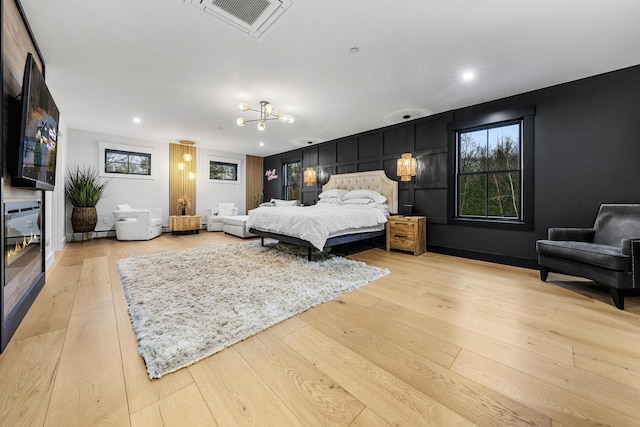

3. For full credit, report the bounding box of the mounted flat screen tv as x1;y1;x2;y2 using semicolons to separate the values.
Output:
10;53;59;191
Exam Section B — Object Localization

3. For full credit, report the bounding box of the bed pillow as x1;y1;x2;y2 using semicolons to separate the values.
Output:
260;202;275;207
317;197;339;204
342;198;375;205
343;189;387;204
318;189;348;201
273;199;298;207
116;204;131;211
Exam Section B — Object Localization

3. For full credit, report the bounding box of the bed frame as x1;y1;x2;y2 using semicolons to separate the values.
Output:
250;170;398;260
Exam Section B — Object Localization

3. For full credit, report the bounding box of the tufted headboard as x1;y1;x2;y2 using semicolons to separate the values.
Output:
322;170;398;214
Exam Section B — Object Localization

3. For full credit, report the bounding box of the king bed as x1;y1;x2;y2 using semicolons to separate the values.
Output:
247;170;398;260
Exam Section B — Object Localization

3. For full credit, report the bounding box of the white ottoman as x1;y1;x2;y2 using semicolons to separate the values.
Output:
223;215;256;238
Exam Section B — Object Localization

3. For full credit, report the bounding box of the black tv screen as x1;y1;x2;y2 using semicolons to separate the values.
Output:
11;53;59;191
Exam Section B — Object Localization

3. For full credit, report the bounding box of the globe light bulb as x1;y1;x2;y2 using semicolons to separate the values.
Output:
177;162;186;170
236;117;246;126
238;103;249;111
257;121;266;131
188;171;196;180
183;153;192;162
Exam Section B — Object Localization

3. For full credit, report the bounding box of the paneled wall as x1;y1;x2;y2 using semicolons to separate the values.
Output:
245;154;263;210
264;65;640;268
169;143;197;216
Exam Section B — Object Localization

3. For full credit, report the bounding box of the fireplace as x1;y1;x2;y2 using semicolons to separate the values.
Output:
4;201;43;317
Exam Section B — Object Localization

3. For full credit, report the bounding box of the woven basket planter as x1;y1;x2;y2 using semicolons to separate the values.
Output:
71;207;98;233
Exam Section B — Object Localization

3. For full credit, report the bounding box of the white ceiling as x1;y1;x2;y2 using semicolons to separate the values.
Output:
19;0;640;157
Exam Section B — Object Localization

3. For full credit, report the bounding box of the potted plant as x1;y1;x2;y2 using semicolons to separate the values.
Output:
65;166;109;236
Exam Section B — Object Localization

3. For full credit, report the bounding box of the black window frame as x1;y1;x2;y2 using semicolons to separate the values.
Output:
282;160;301;201
104;149;152;176
447;106;535;230
209;160;238;181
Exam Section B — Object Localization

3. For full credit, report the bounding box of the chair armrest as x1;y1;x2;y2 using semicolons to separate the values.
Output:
548;227;595;242
208;207;219;217
113;209;151;220
631;239;640;287
622;238;640;255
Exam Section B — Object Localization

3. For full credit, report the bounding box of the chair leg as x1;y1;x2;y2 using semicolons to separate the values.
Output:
609;288;625;310
539;267;549;282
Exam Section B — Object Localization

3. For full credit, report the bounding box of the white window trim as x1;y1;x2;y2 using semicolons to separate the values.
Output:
206;155;243;184
99;141;156;180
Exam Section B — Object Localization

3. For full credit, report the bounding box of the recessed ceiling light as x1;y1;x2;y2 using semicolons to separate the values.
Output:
133;117;142;124
462;72;475;81
259;142;264;146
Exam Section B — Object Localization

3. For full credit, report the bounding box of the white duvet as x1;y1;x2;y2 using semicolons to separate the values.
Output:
246;204;388;250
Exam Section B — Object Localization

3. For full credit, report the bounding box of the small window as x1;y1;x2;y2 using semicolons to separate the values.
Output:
209;161;238;181
105;149;151;176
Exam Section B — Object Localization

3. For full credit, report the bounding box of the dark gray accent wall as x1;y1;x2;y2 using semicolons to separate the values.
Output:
264;65;640;268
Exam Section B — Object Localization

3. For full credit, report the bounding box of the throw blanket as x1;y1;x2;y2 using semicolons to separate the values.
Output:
247;205;388;250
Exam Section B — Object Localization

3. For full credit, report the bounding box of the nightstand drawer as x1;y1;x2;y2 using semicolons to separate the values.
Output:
389;220;415;235
390;236;415;252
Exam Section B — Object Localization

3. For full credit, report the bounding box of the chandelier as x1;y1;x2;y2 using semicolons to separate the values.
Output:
236;100;294;131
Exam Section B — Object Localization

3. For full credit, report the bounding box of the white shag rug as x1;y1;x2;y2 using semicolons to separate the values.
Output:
117;241;388;379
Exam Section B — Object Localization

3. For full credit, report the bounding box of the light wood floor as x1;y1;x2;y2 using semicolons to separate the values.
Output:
1;233;640;426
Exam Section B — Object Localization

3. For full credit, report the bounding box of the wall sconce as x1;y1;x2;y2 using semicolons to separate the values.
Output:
397;153;417;181
303;167;317;186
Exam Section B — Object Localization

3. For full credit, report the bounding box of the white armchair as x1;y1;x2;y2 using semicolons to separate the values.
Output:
113;204;162;241
207;203;238;231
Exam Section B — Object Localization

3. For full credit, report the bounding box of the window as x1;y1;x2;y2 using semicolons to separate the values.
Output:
282;161;301;201
99;142;156;180
457;121;521;219
207;156;242;183
209;161;237;181
448;106;534;229
104;149;151;176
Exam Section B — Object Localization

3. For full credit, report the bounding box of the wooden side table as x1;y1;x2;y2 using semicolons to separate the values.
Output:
169;215;202;234
386;215;426;256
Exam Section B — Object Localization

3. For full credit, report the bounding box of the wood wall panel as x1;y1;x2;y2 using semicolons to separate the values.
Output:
245;155;263;210
169;143;196;216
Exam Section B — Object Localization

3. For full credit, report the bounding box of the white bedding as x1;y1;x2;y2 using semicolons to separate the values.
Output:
246;204;389;250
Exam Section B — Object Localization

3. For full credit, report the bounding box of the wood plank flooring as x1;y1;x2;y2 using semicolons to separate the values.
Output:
1;232;639;426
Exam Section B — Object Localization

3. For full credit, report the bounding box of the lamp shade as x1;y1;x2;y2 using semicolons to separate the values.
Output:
397;153;417;181
303;167;317;186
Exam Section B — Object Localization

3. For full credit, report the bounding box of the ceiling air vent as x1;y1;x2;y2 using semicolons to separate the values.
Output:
186;0;295;40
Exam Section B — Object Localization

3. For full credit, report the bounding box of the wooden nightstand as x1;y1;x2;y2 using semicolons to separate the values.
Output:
386;215;426;256
169;215;202;234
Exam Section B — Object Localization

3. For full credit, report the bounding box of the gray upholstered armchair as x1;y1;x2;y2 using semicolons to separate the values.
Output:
536;204;640;309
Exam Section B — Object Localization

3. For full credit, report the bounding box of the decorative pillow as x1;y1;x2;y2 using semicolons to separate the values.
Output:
318;189;348;201
273;199;298;207
343;189;387;204
116;204;131;211
260;202;275;207
218;203;235;216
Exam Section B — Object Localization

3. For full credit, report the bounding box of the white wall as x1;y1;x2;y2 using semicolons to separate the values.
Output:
197;149;247;216
45;115;68;269
65;129;247;238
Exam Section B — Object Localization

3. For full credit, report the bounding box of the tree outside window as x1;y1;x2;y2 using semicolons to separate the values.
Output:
457;122;521;219
105;149;151;175
209;161;238;181
283;161;301;201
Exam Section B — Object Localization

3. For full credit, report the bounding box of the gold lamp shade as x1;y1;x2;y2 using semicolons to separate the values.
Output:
303;167;317;186
397;153;417;181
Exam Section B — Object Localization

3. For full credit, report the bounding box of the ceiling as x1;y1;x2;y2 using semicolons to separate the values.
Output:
18;0;640;157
